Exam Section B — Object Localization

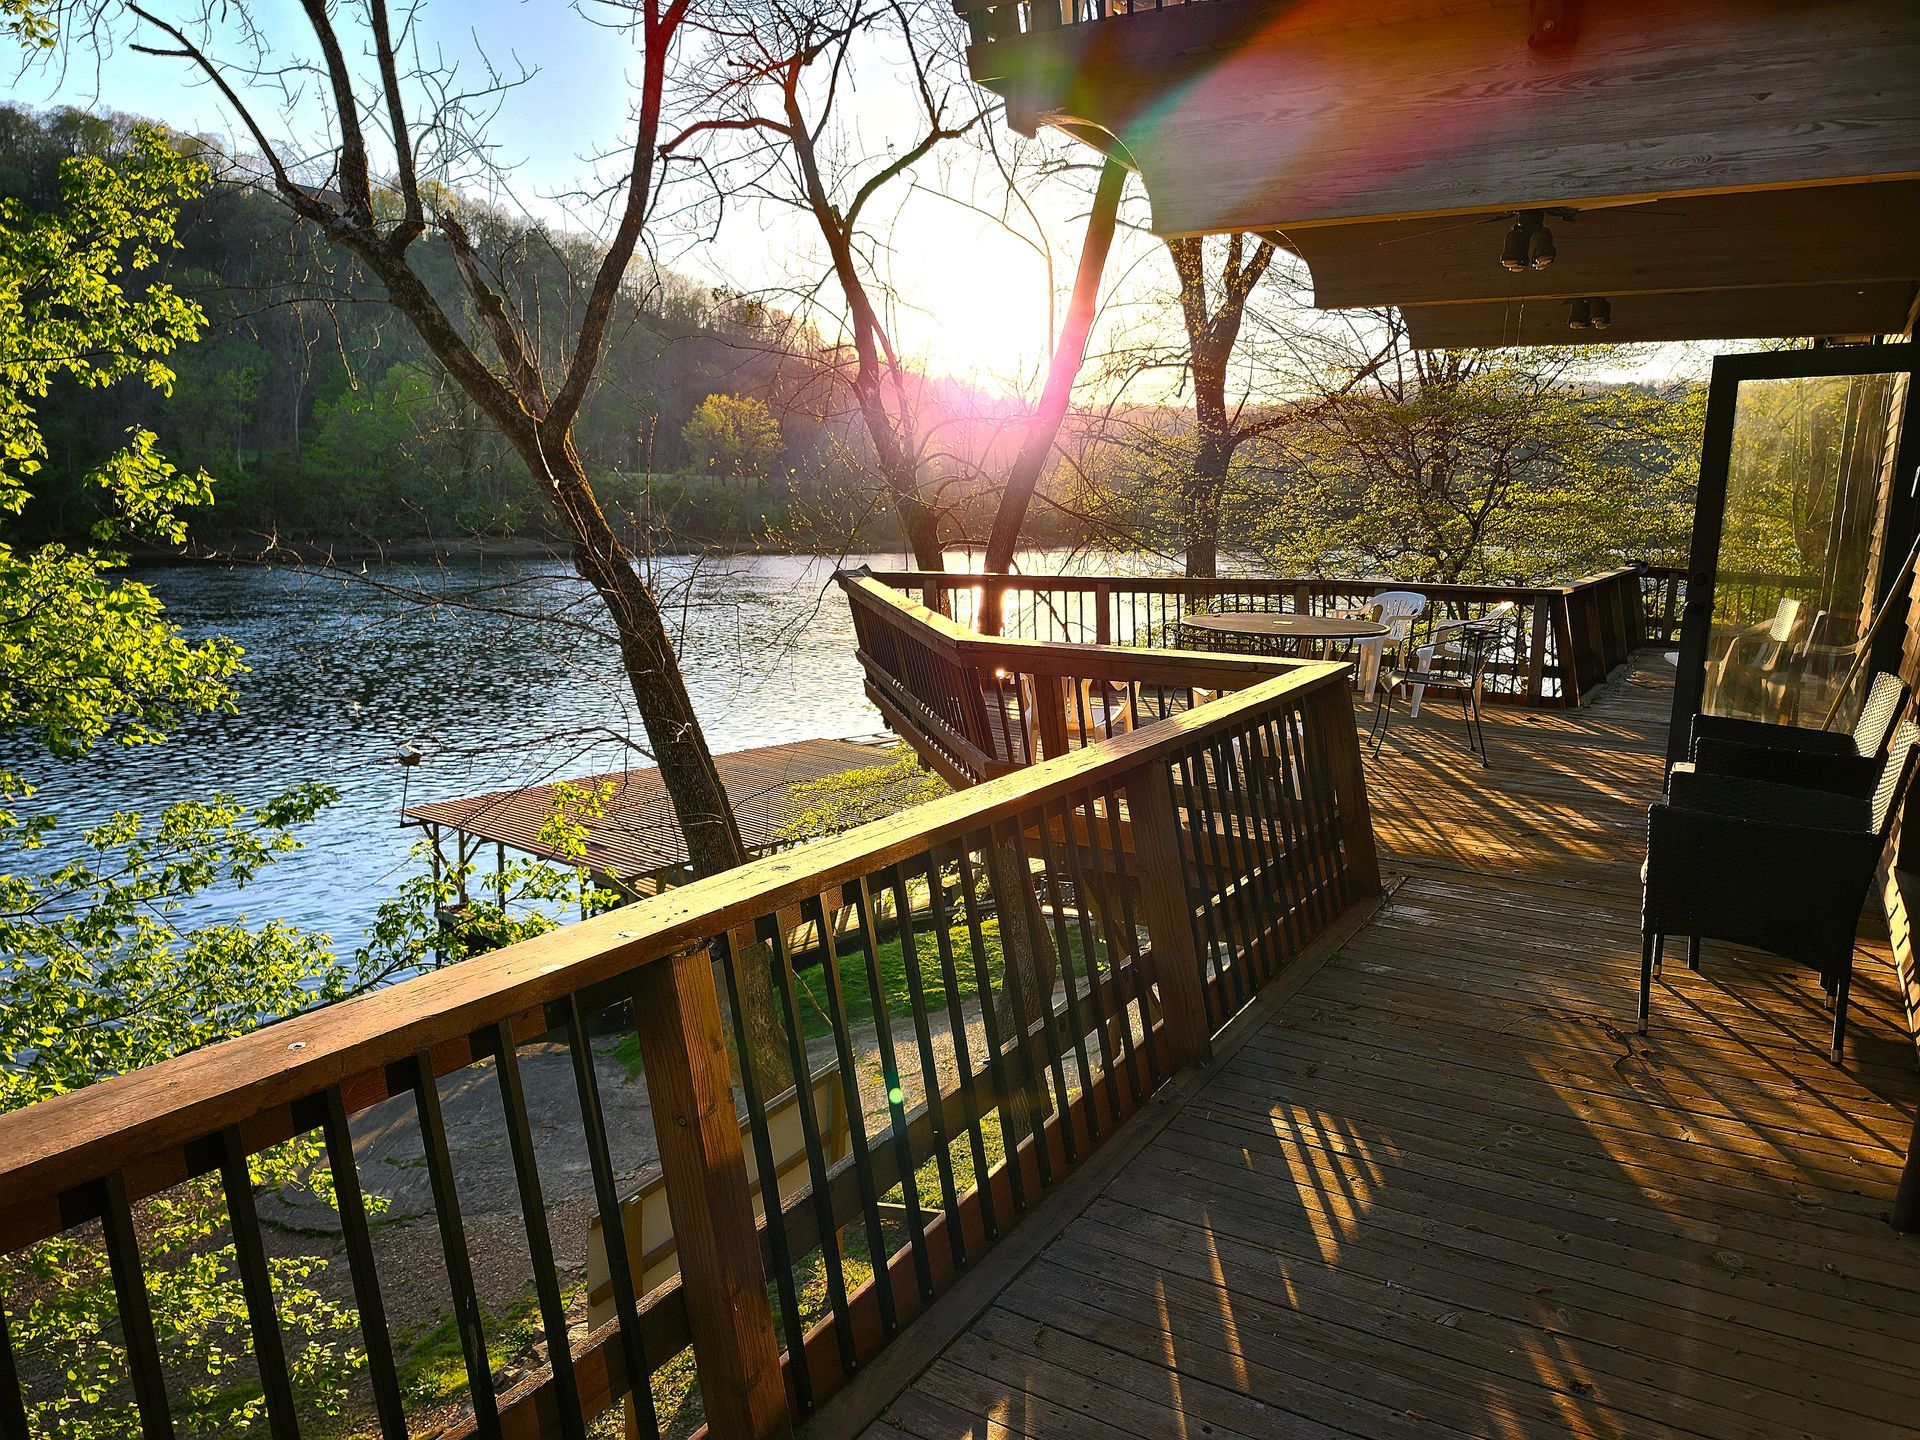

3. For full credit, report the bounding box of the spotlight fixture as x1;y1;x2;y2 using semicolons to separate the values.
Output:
1500;212;1541;272
1528;223;1556;270
1496;207;1575;273
1566;297;1613;332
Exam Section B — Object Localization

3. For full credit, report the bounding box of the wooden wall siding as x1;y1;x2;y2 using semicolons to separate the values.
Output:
846;657;1920;1440
971;0;1920;235
1402;280;1920;349
0;650;1381;1436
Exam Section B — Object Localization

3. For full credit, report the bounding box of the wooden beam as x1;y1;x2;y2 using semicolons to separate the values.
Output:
1281;182;1920;311
1402;280;1918;348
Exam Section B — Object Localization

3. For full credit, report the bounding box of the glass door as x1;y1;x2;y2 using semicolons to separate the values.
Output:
1670;345;1920;762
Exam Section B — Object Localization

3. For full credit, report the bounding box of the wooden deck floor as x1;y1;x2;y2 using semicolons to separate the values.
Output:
840;657;1920;1440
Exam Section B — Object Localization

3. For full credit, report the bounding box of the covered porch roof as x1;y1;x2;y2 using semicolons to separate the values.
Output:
960;0;1920;346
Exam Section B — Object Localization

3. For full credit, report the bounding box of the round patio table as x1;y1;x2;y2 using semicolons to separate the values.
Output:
1178;610;1389;658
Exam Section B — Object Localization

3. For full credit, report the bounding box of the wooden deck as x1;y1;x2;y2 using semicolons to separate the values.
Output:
401;736;899;884
836;657;1920;1440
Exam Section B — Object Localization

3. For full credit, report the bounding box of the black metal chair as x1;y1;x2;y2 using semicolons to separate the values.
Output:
1687;670;1908;799
1367;602;1517;767
1641;720;1920;1063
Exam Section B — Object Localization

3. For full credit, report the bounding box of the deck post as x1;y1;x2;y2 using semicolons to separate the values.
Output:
1319;690;1382;898
630;947;793;1439
1525;597;1551;704
1123;759;1214;1070
1894;1109;1920;1233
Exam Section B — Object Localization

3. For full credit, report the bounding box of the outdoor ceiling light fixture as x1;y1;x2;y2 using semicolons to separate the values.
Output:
1567;297;1612;331
1499;208;1573;272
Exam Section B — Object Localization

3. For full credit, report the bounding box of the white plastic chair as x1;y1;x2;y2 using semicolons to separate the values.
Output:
1358;590;1429;702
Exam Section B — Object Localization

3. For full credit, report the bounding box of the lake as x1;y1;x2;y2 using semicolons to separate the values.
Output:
10;552;933;943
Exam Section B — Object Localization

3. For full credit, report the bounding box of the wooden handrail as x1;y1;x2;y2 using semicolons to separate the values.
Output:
859;564;1654;709
0;663;1344;1235
0;623;1377;1438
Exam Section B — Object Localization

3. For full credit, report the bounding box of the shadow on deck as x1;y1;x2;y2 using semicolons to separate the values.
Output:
842;657;1920;1440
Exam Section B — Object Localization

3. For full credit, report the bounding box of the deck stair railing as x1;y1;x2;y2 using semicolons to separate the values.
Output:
0;629;1377;1437
867;565;1652;707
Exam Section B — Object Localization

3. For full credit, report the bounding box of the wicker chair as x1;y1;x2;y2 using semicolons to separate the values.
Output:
1641;720;1920;1063
1367;602;1518;767
1687;670;1908;799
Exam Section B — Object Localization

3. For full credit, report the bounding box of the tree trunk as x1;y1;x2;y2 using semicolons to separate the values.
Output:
1183;385;1233;581
979;158;1128;632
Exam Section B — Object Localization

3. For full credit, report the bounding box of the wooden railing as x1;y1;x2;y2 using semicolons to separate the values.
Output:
954;0;1176;46
0;646;1378;1436
867;566;1653;708
1640;565;1687;646
843;570;1314;785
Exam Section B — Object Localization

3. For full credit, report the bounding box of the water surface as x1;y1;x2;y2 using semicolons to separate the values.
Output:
11;553;910;941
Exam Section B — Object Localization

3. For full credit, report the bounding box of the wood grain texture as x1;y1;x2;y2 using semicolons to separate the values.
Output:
1279;182;1920;312
842;657;1920;1440
632;948;791;1439
1402;280;1918;348
979;0;1920;232
0;652;1349;1234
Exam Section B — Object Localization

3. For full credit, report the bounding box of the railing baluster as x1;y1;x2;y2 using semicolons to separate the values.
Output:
406;1052;501;1433
1062;792;1128;1122
1282;706;1338;930
215;1127;301;1440
850;876;934;1302
953;839;1046;1204
1201;736;1262;1008
1122;761;1215;1071
764;913;858;1373
1173;748;1235;1023
554;999;661;1436
923;853;999;1241
804;890;897;1336
320;1089;407;1439
999;817;1078;1163
1249;714;1310;959
884;864;964;1279
100;1172;176;1440
714;929;809;1414
1098;778;1159;1094
1035;797;1101;1143
490;1022;588;1440
0;1301;27;1440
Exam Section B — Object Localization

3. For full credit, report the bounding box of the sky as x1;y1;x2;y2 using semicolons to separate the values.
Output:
19;0;1706;404
20;0;1123;396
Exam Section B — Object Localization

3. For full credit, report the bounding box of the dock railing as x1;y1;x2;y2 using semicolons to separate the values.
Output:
866;565;1653;708
0;632;1378;1436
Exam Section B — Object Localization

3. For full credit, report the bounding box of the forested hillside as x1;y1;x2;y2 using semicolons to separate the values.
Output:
2;105;1055;555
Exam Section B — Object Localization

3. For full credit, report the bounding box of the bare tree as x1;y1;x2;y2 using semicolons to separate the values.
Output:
88;2;812;1080
114;1;742;871
668;0;986;568
1164;233;1282;578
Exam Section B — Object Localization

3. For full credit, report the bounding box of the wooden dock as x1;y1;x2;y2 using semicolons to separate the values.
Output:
838;659;1920;1440
402;735;904;887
